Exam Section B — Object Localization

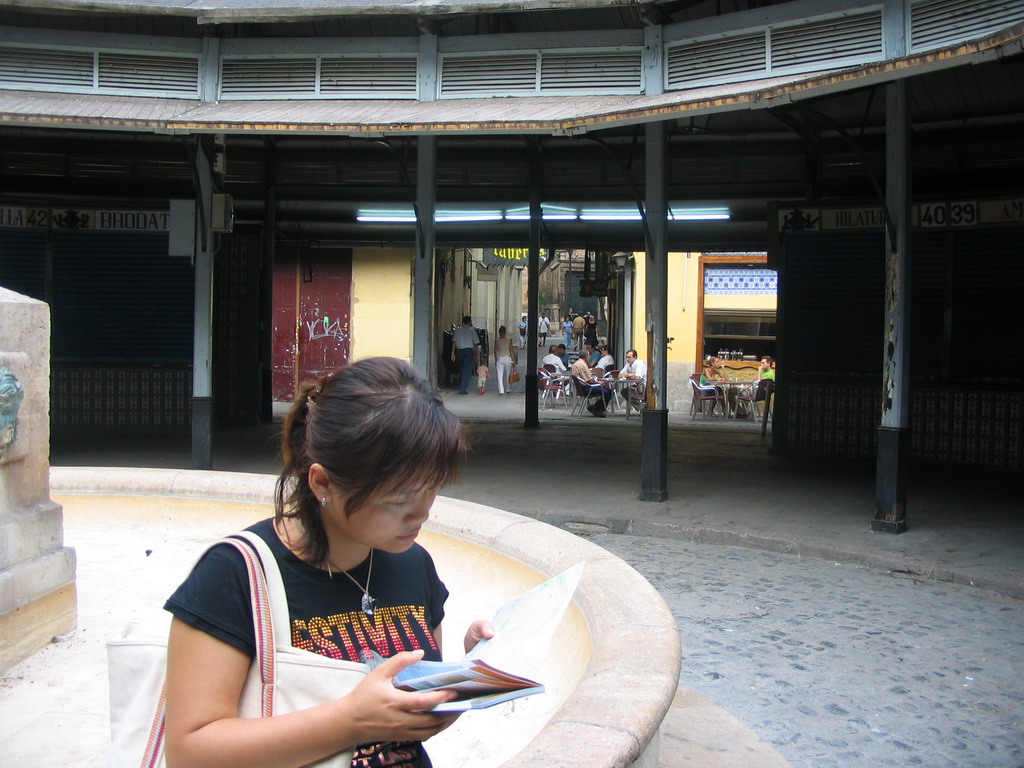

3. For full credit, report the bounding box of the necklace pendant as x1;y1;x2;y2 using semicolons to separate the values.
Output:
361;593;377;617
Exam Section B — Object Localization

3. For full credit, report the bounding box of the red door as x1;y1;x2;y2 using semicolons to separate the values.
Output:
272;245;352;401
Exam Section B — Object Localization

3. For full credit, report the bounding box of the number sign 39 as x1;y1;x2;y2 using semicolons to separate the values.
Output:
918;201;977;227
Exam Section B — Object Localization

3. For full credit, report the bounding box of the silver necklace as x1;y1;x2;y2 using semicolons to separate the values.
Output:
326;550;377;617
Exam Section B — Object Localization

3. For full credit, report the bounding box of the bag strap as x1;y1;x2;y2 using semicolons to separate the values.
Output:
221;536;277;718
229;531;292;650
139;534;279;766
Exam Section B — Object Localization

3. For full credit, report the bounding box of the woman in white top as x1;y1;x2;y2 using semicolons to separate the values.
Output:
492;325;517;395
594;344;615;374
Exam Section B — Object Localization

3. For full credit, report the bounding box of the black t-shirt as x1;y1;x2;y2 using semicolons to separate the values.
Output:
165;518;449;768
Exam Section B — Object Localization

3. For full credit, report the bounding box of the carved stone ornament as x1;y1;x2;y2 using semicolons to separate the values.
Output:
0;367;25;461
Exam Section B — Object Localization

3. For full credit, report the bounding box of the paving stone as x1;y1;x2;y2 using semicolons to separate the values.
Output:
581;532;1024;768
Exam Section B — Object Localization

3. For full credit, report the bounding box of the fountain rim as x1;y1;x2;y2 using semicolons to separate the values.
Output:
50;465;682;768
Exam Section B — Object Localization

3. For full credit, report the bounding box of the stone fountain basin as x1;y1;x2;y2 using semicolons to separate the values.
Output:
49;467;681;768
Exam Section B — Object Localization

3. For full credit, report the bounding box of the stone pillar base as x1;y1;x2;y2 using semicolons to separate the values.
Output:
0;582;77;671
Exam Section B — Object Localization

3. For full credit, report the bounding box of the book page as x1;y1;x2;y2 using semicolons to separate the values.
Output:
374;561;584;711
466;561;584;672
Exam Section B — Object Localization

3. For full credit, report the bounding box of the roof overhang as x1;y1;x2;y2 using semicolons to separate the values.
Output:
1;26;1021;136
0;0;639;23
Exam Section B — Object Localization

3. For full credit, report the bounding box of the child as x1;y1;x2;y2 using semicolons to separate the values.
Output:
476;362;489;394
163;357;493;768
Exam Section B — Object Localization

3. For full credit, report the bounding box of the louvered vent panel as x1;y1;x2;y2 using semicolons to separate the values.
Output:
97;53;199;95
320;58;416;96
339;161;405;185
539;51;642;93
0;46;93;89
463;160;531;186
226;159;266;185
2;151;68;177
440;55;536;96
68;155;135;178
221;58;316;96
911;0;1024;50
772;11;882;69
666;34;765;89
275;160;340;185
135;158;193;182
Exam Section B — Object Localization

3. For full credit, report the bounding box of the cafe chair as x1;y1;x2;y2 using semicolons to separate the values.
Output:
600;370;622;412
736;378;771;421
538;368;569;409
571;375;605;418
689;373;724;419
536;370;569;411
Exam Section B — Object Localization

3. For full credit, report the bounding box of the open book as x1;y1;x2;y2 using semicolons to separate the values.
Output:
383;561;585;712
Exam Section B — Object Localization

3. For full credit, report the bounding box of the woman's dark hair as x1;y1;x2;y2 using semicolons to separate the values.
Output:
276;357;466;564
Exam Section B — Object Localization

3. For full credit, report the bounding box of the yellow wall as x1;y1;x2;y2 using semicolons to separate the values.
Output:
629;251;776;409
631;251;702;364
351;247;413;360
631;252;776;363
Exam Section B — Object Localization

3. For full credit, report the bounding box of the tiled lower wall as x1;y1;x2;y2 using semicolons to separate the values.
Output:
785;383;1023;470
51;365;191;432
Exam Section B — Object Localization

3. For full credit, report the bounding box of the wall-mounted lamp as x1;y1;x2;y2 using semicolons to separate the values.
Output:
610;251;633;272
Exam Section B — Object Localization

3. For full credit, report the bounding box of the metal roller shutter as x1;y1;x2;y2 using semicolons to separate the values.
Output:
0;229;46;300
51;231;193;363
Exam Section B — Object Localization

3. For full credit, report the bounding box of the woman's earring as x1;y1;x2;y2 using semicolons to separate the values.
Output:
321;497;328;506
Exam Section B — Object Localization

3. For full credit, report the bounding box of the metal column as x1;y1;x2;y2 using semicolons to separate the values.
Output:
414;136;436;380
524;145;541;427
640;120;668;502
191;136;215;470
874;78;911;534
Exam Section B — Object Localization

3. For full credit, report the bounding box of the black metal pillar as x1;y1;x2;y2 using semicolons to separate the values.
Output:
524;144;541;427
191;135;215;470
874;78;911;534
640;120;668;502
414;136;436;381
259;151;276;423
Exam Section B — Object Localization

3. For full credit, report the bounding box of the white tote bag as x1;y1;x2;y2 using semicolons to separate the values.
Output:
106;532;367;768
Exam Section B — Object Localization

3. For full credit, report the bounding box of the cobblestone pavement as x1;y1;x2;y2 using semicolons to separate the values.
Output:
581;532;1024;768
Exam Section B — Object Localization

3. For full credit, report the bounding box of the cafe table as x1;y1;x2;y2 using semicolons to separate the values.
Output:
710;379;754;418
596;377;641;419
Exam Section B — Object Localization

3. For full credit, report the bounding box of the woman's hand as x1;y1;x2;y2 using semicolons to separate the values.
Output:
166;627;458;768
463;620;495;654
341;651;460;744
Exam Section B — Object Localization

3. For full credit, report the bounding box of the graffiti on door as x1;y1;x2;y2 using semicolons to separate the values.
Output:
306;315;349;343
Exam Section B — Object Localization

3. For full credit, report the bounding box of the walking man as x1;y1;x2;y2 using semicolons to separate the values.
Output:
450;315;480;395
538;312;550;347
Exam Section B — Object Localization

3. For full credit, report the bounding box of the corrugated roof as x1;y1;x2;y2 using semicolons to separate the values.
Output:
1;28;1020;135
2;0;637;21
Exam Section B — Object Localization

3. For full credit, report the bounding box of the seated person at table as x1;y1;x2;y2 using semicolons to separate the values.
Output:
700;356;727;384
583;343;600;367
619;349;647;407
736;356;775;417
593;343;615;374
557;343;570;366
571;350;593;381
542;344;567;372
570;352;611;416
620;349;647;382
696;356;725;415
